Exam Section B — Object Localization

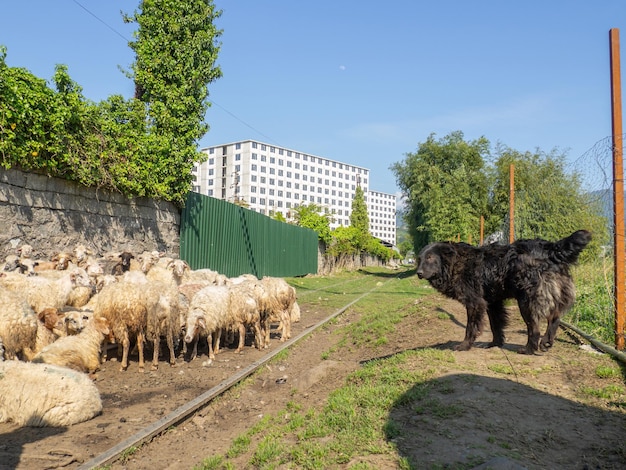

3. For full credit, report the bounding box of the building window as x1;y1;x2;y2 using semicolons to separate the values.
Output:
209;148;215;154
251;164;257;171
235;154;241;161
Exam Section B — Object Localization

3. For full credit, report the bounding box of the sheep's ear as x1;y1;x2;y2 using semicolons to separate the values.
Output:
198;317;206;330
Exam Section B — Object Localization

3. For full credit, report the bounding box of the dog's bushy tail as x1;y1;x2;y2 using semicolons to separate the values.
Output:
551;230;592;265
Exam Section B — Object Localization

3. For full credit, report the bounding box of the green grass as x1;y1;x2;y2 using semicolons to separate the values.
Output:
192;264;626;470
569;260;616;345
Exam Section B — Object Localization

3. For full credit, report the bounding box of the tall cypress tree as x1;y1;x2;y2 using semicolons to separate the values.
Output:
124;0;223;205
350;185;370;248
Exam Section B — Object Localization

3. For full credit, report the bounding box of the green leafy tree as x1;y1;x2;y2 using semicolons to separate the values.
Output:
272;211;287;223
489;145;608;256
0;50;97;179
293;203;333;244
391;131;490;252
124;0;223;205
398;239;413;259
349;184;371;251
326;225;359;258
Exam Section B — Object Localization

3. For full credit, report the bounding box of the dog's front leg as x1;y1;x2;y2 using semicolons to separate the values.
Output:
456;302;484;350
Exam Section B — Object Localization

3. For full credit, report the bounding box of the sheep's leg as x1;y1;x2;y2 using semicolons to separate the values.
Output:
189;335;199;361
261;315;271;348
213;328;223;355
280;310;291;342
136;331;145;372
207;332;215;360
151;337;160;371
252;320;263;350
167;332;176;366
100;337;109;363
120;333;130;371
235;323;246;354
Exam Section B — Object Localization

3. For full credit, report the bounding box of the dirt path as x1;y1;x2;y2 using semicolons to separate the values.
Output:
1;291;625;470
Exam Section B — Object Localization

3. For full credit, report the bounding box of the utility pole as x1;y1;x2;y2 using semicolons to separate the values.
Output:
610;28;625;350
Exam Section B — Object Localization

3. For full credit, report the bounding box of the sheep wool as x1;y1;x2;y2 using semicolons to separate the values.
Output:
0;286;39;360
32;315;110;374
0;361;102;427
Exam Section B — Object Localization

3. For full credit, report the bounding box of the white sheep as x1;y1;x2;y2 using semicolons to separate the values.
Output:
0;267;92;314
0;286;39;360
144;281;181;370
184;284;230;362
182;267;224;285
32;314;110;374
93;280;152;371
0;299;65;362
259;276;297;346
177;281;214;359
0;361;102;427
224;280;264;353
33;251;74;272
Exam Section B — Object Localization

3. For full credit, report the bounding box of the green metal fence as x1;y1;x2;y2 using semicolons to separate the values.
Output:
180;192;319;278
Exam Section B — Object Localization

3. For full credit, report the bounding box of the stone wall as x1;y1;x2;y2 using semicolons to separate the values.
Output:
0;168;181;261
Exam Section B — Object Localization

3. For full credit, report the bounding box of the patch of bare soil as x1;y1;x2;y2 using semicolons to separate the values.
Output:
1;290;626;470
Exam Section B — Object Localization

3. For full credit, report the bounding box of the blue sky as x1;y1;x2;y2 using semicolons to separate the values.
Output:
1;1;625;196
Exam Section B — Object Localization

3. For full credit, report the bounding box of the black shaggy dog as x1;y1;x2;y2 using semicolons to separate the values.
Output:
416;230;592;354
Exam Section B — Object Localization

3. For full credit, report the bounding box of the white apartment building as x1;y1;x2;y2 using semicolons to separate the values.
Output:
193;140;397;246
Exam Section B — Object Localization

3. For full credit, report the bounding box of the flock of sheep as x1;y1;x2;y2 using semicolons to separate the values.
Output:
0;244;301;427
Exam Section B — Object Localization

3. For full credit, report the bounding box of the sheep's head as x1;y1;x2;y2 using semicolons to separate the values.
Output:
118;252;135;272
52;252;73;270
168;259;190;281
64;309;93;335
17;244;33;258
184;310;205;343
19;259;37;276
69;268;92;288
73;244;93;263
3;255;19;272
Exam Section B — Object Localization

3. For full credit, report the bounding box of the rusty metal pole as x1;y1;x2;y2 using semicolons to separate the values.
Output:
480;215;484;245
610;28;625;350
509;164;515;243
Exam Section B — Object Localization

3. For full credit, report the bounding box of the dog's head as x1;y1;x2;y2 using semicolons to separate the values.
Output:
416;243;456;280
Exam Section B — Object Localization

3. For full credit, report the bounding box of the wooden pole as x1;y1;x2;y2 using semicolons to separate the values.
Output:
509;164;515;243
480;215;484;245
610;28;625;350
